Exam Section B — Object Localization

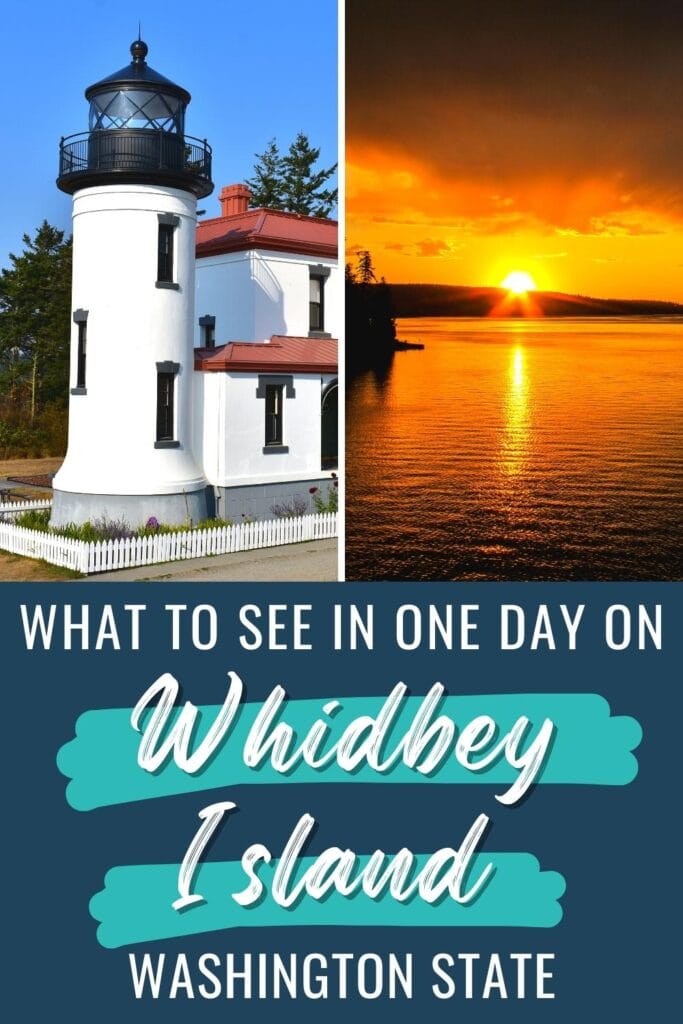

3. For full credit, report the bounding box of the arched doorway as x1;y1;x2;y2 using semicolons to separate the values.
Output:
321;378;338;469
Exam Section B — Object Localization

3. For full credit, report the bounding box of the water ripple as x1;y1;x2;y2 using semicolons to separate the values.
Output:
346;317;683;580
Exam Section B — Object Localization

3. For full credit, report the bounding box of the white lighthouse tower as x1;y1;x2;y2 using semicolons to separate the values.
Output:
52;38;213;527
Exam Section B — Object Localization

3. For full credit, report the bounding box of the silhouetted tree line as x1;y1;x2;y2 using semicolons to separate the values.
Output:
385;283;683;318
346;251;398;375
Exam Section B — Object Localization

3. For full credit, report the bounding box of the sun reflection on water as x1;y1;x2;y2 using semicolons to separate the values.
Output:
347;317;683;580
500;344;531;478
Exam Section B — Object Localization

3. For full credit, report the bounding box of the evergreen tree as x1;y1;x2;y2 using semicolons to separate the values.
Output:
0;222;72;423
281;133;337;217
356;250;376;284
346;248;397;376
245;139;285;209
247;134;337;217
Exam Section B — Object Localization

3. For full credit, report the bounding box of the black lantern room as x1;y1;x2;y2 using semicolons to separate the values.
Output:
58;39;213;198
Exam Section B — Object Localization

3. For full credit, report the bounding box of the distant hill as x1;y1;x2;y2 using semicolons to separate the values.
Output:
386;284;683;318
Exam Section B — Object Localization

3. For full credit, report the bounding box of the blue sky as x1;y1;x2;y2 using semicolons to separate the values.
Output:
0;0;338;268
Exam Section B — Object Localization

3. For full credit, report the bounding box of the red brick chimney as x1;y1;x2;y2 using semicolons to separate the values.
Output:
219;184;251;217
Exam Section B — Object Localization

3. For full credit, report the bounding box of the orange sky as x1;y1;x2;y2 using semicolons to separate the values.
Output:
346;1;683;303
347;143;683;302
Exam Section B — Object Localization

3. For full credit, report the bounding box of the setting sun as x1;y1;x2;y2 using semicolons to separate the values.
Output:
501;271;537;294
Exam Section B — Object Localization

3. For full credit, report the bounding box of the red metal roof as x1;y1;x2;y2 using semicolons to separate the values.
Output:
196;208;338;259
195;335;338;374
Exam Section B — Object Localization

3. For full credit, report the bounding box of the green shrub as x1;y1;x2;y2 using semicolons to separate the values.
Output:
311;481;339;513
14;508;51;530
11;511;235;541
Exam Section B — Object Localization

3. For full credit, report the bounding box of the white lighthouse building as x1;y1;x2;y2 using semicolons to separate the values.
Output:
52;39;338;530
52;38;213;527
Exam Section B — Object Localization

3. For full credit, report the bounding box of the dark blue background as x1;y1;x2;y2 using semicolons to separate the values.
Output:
4;582;679;1021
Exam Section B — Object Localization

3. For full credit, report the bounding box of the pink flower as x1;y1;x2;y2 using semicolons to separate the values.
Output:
309;486;319;494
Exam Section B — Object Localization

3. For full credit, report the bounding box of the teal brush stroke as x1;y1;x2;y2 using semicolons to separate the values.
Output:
90;852;566;948
58;692;642;811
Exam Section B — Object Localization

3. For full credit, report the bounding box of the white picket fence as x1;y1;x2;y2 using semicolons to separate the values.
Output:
0;497;52;518
0;511;338;575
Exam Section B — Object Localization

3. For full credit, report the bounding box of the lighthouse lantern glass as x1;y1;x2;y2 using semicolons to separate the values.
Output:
89;89;185;133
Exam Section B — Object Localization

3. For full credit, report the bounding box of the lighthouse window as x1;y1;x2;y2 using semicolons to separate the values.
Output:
308;265;331;337
264;385;284;446
309;275;324;331
155;362;180;448
256;374;294;452
198;315;216;348
76;322;87;390
156;372;174;441
157;224;174;283
71;309;88;395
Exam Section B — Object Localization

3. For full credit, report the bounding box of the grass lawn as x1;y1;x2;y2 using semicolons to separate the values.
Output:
0;552;80;581
0;456;63;479
0;456;70;580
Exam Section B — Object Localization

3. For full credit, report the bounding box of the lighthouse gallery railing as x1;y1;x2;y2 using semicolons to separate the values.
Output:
58;130;212;183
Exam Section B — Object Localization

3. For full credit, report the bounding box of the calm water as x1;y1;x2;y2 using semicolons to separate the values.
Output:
346;317;683;580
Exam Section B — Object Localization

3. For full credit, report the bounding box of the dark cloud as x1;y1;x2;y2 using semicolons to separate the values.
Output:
386;238;462;258
347;0;683;210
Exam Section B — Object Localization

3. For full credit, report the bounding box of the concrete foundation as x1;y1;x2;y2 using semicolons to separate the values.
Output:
50;486;210;529
216;477;337;522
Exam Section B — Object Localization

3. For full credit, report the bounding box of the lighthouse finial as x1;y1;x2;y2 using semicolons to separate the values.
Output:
130;32;148;63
